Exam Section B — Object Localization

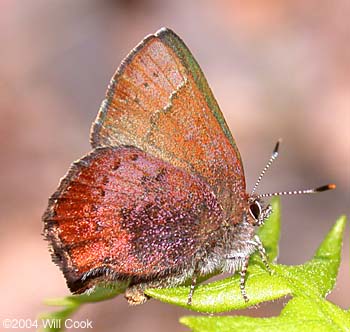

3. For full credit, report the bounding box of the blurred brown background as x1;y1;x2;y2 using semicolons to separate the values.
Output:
0;1;349;331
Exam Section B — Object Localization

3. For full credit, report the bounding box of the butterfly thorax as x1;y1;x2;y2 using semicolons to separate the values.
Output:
193;193;271;276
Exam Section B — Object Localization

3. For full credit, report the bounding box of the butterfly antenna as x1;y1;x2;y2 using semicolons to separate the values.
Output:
251;139;281;195
257;183;336;199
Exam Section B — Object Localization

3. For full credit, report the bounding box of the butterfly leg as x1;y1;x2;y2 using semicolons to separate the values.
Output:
125;284;150;305
239;255;250;302
187;274;198;306
125;270;198;305
251;235;271;274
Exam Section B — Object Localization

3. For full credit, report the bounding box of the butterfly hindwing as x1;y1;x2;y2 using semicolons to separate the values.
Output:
43;146;223;293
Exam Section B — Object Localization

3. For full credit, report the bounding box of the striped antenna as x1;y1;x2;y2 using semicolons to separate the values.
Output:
251;139;281;195
257;184;336;199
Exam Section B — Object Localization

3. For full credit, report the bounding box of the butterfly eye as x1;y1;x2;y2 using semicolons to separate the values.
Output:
249;201;262;221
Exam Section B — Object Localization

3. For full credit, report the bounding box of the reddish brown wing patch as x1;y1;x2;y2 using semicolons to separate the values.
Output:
91;29;246;220
43;147;223;293
91;34;186;147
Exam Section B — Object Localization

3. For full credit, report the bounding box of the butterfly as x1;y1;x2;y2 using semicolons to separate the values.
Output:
43;27;334;306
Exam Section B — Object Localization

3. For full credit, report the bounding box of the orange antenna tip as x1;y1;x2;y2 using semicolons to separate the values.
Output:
315;184;336;192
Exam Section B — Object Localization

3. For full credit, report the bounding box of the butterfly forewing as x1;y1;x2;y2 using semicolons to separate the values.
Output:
91;28;246;219
44;146;223;293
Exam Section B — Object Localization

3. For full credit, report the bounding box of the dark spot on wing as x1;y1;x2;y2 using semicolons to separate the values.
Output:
112;159;121;171
155;168;166;181
102;175;109;185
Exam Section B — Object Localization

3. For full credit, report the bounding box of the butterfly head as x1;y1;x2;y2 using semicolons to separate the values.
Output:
247;196;272;226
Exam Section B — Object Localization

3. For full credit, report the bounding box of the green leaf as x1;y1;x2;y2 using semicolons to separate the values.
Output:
273;214;345;299
255;197;281;262
38;283;127;332
181;294;350;332
180;215;348;332
146;266;291;312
